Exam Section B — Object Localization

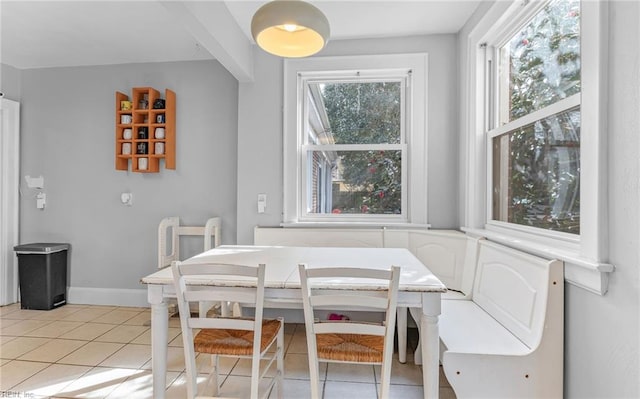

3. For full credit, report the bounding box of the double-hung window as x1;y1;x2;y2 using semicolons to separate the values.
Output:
465;0;612;293
302;75;407;220
284;54;428;226
489;0;581;237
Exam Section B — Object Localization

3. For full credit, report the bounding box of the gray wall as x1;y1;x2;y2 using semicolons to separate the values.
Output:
564;2;639;397
237;34;460;244
459;2;640;397
19;60;238;291
1;63;22;101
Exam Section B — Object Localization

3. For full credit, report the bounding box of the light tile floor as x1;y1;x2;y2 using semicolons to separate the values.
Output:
0;303;456;398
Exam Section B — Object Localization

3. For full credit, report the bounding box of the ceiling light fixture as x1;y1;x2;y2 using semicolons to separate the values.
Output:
251;0;330;58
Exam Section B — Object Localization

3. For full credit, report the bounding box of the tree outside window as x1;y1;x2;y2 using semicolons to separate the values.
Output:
492;0;581;234
305;80;405;216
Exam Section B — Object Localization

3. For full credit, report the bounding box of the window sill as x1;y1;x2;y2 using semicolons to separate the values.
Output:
462;227;614;295
281;222;431;229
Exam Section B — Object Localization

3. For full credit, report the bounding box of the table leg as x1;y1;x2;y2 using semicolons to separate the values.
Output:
149;285;168;399
397;307;408;363
421;314;440;398
419;293;441;399
409;307;422;365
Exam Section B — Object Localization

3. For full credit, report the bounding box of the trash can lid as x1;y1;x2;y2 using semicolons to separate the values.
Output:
14;243;70;254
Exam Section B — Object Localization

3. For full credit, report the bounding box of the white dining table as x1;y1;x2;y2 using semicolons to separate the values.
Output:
141;245;446;399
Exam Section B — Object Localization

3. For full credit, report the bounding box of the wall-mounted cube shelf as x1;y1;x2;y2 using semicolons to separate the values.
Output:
115;87;176;173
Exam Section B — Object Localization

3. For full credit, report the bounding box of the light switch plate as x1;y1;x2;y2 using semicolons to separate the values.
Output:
258;193;267;213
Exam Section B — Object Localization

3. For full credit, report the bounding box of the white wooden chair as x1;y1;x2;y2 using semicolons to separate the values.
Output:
298;264;400;399
172;261;284;399
158;216;221;269
159;216;225;316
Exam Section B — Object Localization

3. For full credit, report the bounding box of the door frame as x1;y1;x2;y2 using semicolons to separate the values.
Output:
1;97;20;305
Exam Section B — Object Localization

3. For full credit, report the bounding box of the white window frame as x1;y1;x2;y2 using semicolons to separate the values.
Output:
284;54;428;227
300;72;409;223
462;0;613;294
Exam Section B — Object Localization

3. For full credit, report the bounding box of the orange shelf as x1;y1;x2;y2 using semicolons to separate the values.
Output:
115;87;175;172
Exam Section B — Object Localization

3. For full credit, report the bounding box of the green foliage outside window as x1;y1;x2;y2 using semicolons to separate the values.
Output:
497;0;581;234
507;0;580;121
321;82;402;214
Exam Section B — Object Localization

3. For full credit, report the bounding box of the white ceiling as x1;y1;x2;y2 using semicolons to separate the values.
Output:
1;0;482;72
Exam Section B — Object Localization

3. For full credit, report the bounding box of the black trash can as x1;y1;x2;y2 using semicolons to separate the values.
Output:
14;243;70;310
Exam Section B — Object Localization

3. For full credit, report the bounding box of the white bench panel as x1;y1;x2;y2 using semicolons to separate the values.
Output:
475;262;537;333
441;290;466;300
416;243;457;281
440;300;530;356
472;240;558;349
384;230;469;292
442;350;560;399
254;227;384;248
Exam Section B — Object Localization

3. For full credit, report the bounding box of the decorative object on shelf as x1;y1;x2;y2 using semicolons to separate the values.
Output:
251;0;330;58
115;87;175;173
120;100;132;110
137;142;148;155
138;127;148;139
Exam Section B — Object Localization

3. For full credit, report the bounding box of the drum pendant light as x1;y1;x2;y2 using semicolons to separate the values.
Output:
251;0;330;58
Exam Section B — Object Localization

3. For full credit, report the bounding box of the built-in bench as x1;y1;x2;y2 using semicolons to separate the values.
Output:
439;239;563;398
254;227;565;396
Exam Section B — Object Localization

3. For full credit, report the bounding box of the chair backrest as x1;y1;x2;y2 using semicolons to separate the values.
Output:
298;264;400;362
172;261;267;342
159;216;222;269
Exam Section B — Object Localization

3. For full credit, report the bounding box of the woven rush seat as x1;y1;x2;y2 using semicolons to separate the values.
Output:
316;333;384;363
173;262;284;399
195;318;282;356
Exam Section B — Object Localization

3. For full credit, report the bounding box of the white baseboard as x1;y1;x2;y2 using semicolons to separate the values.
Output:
68;286;149;308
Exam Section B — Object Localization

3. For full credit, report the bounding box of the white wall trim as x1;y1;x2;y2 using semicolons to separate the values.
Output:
0;98;21;306
68;286;149;308
580;0;610;261
283;53;429;225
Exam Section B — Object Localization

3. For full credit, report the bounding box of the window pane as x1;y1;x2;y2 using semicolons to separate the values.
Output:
312;81;402;144
501;0;580;122
307;150;401;215
492;107;580;234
